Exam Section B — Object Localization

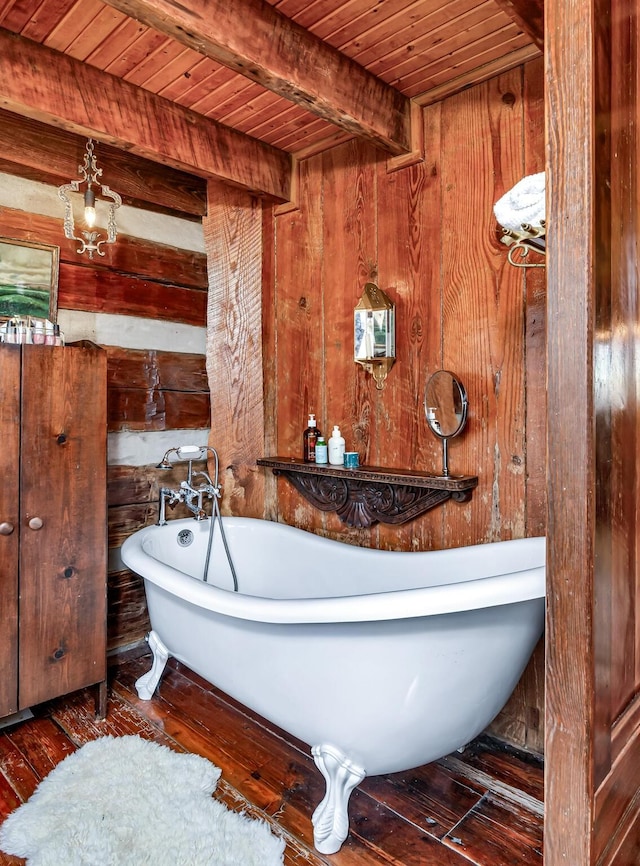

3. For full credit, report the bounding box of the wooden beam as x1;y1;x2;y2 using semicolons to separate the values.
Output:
204;180;265;517
0;109;206;218
493;0;544;51
100;0;413;156
0;29;291;202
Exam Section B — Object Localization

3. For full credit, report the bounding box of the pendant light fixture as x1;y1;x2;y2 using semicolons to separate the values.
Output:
57;138;122;259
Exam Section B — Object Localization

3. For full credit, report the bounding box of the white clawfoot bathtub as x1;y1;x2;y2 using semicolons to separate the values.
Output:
121;517;545;854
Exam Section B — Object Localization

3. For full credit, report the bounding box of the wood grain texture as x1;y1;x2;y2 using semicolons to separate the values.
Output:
321;138;378;546
543;0;640;860
59;266;207;325
0;346;20;718
100;0;413;155
106;348;209;392
273;155;325;531
262;64;545;752
107;569;150;651
107;388;210;432
18;343;107;709
0;654;545;866
3;207;207;289
0;108;207;218
261;204;279;522
492;0;544;50
441;68;526;549
0;0;539;158
204;180;265;518
106;347;210;432
376;126;442;552
0;29;292;200
488;57;545;755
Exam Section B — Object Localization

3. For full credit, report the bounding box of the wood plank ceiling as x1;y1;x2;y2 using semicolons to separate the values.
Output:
0;0;543;200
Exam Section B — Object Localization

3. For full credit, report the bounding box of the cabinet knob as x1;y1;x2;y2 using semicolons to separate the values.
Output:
0;522;14;536
28;517;43;531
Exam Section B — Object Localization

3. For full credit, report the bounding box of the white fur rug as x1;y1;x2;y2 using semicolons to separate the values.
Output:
0;735;285;866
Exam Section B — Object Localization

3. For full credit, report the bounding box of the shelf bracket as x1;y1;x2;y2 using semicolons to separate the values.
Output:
258;458;477;529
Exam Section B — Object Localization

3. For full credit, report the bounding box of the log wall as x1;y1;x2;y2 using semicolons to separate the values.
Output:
0;170;208;652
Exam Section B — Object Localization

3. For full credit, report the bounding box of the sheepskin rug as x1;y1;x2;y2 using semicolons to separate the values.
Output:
0;735;285;866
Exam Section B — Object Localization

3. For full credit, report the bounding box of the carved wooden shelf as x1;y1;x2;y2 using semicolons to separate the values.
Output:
257;457;478;529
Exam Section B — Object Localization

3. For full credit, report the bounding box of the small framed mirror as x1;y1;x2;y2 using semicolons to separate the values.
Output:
424;370;468;475
354;282;395;389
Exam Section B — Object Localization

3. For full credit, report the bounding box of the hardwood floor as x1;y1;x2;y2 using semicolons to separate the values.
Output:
0;650;543;865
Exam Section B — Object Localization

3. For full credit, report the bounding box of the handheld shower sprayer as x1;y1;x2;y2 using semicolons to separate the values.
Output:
156;445;220;489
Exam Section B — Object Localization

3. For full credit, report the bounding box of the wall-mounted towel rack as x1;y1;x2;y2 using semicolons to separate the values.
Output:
498;221;546;268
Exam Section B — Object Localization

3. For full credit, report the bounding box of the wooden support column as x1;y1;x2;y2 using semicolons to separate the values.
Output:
204;180;265;518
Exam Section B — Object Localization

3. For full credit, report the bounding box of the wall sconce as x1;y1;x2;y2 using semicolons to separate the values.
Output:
354;282;396;390
57;138;122;259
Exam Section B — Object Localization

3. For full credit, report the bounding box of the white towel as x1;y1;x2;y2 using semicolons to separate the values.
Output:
493;172;545;232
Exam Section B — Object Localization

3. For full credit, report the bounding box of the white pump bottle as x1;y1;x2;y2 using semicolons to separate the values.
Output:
328;425;346;465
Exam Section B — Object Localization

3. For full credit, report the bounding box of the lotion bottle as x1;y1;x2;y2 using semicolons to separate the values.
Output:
303;413;321;462
328;425;345;465
315;436;328;464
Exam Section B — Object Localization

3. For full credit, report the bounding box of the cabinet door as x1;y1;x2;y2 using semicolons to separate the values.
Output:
0;346;20;717
19;344;107;709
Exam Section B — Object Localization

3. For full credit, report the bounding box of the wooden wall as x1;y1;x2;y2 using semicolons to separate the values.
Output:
259;58;546;751
0;158;209;653
545;0;640;859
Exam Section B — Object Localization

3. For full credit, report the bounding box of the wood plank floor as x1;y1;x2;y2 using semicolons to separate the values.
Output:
0;649;543;865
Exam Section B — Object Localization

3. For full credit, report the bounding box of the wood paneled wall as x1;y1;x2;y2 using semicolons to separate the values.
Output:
0;189;208;653
545;0;640;859
261;59;546;751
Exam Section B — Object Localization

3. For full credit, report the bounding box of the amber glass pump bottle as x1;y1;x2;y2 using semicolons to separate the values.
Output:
303;413;321;462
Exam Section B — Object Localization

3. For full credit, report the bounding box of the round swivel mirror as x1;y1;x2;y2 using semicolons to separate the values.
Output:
424;370;468;475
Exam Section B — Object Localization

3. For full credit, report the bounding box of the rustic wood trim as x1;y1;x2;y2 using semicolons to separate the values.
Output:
261;204;278;522
493;0;544;51
100;0;413;156
292;131;356;162
0;345;20;717
414;46;541;109
594;724;640;866
386;101;425;174
204;180;265;518
273;156;300;216
544;0;599;861
0;109;206;218
0;29;291;202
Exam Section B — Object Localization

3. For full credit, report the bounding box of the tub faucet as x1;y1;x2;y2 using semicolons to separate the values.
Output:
155;445;222;525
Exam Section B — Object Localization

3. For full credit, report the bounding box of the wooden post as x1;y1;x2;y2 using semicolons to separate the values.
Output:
203;180;265;518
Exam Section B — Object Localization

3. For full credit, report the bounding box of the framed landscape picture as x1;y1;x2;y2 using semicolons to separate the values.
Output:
0;238;60;321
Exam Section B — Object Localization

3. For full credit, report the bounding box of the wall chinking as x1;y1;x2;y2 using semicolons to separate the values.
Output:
262;59;546;752
0;172;209;652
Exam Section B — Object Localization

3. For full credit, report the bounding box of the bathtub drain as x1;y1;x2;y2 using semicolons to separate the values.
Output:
177;529;194;547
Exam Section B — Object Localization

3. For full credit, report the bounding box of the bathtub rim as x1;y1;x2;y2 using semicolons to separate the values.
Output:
121;518;546;626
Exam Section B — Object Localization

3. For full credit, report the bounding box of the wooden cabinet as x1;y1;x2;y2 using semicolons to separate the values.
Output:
0;342;107;718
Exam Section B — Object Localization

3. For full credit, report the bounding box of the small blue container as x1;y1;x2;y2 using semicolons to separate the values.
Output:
343;452;359;469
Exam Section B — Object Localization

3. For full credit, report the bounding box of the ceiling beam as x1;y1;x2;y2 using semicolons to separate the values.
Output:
0;110;207;218
492;0;544;51
0;29;291;202
100;0;413;156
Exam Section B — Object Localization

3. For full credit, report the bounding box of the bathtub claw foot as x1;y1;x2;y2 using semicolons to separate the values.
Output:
135;630;170;700
311;743;366;855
